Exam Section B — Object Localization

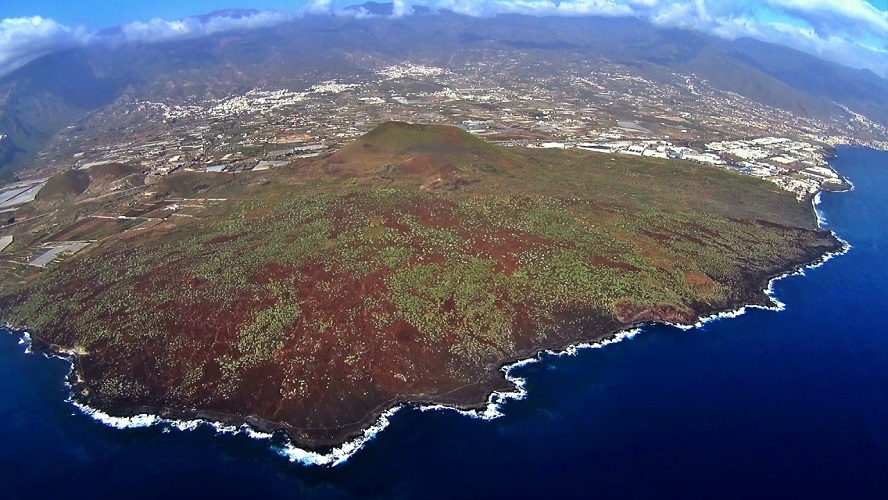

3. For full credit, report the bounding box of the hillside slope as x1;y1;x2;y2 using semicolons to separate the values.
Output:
1;8;886;177
0;123;840;448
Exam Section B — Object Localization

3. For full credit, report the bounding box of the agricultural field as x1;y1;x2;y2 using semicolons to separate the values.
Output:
0;123;841;448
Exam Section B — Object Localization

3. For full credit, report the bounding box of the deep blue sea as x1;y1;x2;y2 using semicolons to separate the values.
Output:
2;146;886;499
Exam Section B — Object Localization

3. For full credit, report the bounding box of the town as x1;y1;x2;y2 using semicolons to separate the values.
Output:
6;52;875;265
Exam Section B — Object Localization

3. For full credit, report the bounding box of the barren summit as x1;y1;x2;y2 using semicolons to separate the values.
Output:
0;122;841;448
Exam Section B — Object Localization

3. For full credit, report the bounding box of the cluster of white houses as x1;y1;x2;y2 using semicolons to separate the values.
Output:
528;135;843;199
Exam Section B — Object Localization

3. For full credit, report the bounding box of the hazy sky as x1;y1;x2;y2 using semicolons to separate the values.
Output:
1;1;886;78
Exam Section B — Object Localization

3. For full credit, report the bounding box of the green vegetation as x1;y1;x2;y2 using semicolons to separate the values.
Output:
237;300;301;365
0;123;840;442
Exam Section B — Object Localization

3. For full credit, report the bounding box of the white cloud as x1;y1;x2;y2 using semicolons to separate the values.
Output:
411;0;888;76
641;0;887;77
764;0;888;37
0;10;297;77
1;1;885;79
0;16;89;77
393;0;416;17
431;0;638;17
119;10;293;43
710;15;888;77
305;0;334;14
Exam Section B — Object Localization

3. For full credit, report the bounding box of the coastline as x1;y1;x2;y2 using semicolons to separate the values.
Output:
4;232;847;466
1;180;853;467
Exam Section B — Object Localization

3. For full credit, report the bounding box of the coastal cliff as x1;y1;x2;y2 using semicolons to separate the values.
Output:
0;123;843;449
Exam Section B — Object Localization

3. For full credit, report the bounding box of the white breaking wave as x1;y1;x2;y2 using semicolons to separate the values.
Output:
814;192;826;226
18;331;32;353
418;327;642;420
667;186;851;331
4;326;34;353
0;183;852;467
276;406;402;466
71;402;161;428
3;308;644;466
5;320;643;467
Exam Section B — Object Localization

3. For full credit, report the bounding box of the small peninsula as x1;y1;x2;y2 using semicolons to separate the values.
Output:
0;122;843;449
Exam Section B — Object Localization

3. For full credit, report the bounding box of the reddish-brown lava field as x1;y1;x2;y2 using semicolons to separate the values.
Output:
0;123;843;448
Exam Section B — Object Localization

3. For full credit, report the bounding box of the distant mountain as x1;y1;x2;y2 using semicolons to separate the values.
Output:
1;5;885;176
97;9;262;37
447;16;866;123
344;2;396;16
726;37;888;125
343;2;432;16
0;135;23;172
0;50;128;178
192;8;261;22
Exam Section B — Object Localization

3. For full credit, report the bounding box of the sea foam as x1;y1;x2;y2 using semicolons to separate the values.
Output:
418;327;642;421
5;321;644;467
18;331;31;353
0;184;853;467
276;406;402;466
665;187;851;332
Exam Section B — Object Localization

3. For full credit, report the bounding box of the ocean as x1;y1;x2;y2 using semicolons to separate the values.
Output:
2;146;886;498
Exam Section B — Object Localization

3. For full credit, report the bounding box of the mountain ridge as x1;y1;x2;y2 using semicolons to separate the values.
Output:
0;6;885;177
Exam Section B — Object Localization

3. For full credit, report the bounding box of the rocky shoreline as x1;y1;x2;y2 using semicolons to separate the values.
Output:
1;134;851;458
8;222;845;454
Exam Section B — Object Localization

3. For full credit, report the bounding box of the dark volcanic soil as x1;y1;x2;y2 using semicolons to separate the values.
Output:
0;123;846;451
17;231;843;450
